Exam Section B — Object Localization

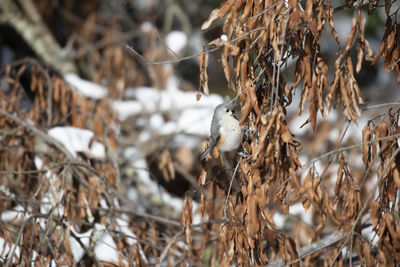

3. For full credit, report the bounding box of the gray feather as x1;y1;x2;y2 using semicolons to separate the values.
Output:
200;102;224;160
200;97;239;160
199;147;211;160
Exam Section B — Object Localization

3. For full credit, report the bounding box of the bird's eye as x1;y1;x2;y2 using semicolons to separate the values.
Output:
225;109;229;113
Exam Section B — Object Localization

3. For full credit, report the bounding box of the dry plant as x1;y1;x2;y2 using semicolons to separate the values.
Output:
0;1;184;265
0;0;400;266
188;0;400;266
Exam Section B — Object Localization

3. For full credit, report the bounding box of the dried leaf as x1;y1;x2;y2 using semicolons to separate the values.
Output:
201;8;221;30
199;46;209;96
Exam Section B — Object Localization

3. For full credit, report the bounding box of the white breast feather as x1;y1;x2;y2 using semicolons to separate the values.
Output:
218;115;243;151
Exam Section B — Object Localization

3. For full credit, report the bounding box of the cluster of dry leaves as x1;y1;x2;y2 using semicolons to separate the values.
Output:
191;0;400;266
0;1;182;265
0;60;125;265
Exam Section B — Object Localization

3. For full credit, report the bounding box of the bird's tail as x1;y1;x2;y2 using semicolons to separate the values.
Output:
200;147;210;160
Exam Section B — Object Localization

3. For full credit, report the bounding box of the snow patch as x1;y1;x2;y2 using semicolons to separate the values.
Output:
94;228;120;263
65;74;107;99
69;227;93;263
48;127;105;159
166;31;188;54
289;202;313;225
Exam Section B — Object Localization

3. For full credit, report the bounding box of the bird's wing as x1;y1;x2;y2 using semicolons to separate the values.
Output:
200;131;220;160
199;147;210;160
201;104;223;160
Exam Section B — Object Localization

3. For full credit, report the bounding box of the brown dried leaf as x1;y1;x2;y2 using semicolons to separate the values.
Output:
362;124;372;166
370;200;380;228
384;31;396;72
200;190;206;218
284;236;299;267
201;8;221;30
248;85;261;116
198;168;207;186
31;72;38;92
199;46;209;96
362;241;373;267
158;149;175;182
374;121;388;148
280;123;293;143
393;167;400;190
372;18;392;65
221;49;232;86
327;2;339;43
180;193;193;249
384;213;400;244
309;102;317;131
202;0;234;31
344;14;358;57
356;42;364;73
377;249;388;266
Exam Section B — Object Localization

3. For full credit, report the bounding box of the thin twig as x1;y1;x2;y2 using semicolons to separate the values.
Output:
126;26;268;66
362;101;400;111
267;231;345;266
157;232;182;267
248;0;283;20
277;132;400;192
5;214;48;267
68;228;101;267
224;161;240;219
0;194;225;233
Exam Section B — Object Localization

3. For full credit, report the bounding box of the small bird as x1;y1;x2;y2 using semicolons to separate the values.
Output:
200;98;243;160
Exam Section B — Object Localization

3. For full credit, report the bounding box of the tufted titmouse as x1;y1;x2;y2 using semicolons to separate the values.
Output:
200;98;243;160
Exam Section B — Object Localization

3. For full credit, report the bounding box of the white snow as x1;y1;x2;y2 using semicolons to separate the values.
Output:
273;212;286;228
113;84;223;137
192;202;201;225
69;227;93;262
115;216;148;264
68;219;145;264
34;157;65;222
166;31;188;54
116;218;137;246
48;127;105;159
141;21;153;32
362;224;378;246
112;80;225;149
40;196;64;218
149;114;165;131
288;112;309;136
1;205;25;224
126;187;140;203
289;202;313;225
176;108;212;135
111;101;142;120
119;85;222;115
65;74;108;99
94;228;120;263
0;237;20;263
273;203;313;229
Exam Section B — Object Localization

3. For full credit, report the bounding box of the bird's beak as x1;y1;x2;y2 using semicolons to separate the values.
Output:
232;112;240;120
